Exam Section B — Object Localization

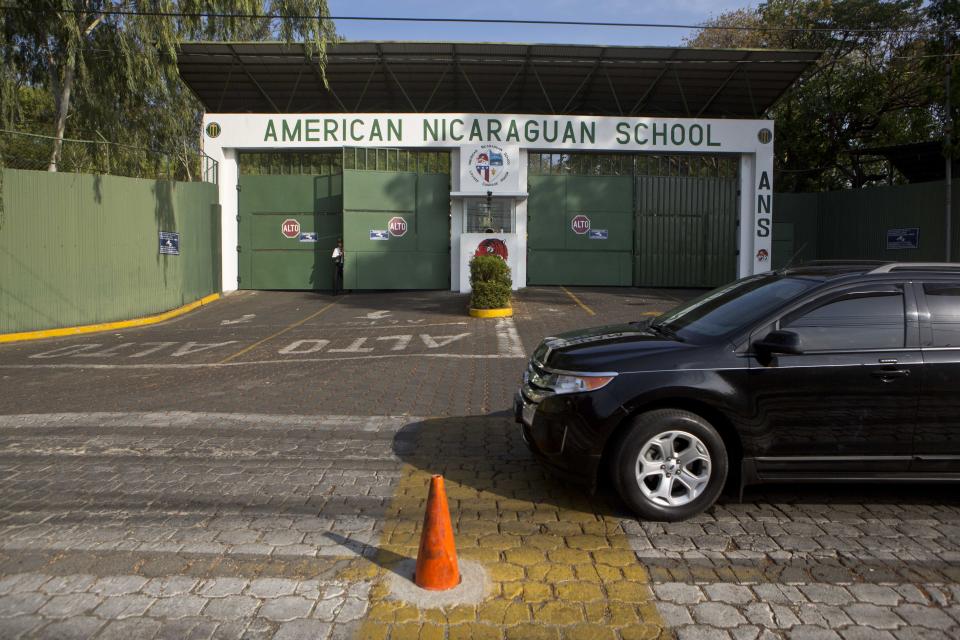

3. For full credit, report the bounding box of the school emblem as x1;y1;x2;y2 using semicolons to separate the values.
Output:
467;145;511;187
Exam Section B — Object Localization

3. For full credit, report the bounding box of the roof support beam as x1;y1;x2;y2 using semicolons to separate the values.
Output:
227;44;281;113
422;64;450;112
673;67;691;117
285;60;307;112
380;49;419;112
375;45;401;112
453;46;486;112
353;60;380;112
216;57;237;112
564;50;604;114
305;57;347;112
515;48;534;114
491;62;526;113
696;63;741;117
744;71;759;118
531;61;555;113
629;64;670;116
603;69;624;116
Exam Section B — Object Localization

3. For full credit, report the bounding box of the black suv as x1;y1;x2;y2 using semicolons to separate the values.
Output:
515;262;960;521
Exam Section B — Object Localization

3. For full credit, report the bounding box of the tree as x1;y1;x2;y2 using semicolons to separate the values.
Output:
0;1;336;173
687;0;940;191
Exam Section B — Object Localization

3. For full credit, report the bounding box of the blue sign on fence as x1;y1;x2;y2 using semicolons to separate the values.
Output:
886;228;920;250
159;231;180;255
370;230;389;240
299;232;318;243
588;229;609;240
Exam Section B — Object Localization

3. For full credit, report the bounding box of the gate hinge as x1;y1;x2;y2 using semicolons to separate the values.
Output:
236;184;242;192
236;246;241;253
236;215;241;222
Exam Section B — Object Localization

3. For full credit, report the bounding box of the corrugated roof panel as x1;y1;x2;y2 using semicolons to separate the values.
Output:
177;41;820;115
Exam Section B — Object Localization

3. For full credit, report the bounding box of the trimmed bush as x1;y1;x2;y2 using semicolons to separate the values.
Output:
469;254;512;309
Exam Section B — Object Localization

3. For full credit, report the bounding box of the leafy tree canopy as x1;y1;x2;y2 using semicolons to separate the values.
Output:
687;0;959;191
0;1;336;175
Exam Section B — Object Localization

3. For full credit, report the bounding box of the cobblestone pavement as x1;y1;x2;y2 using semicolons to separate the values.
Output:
0;287;958;639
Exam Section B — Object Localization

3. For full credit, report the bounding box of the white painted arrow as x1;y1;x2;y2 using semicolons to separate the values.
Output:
357;310;391;320
220;314;256;326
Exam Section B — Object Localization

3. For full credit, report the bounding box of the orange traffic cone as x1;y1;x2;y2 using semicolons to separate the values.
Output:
414;475;461;590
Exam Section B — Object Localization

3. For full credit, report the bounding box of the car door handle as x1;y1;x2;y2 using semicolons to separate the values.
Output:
871;368;910;381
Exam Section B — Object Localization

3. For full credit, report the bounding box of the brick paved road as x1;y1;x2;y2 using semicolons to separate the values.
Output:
0;287;958;639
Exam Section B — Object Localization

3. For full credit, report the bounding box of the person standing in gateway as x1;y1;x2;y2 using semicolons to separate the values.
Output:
331;238;344;295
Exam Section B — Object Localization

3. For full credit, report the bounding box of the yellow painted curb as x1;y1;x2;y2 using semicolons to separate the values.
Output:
468;307;513;318
0;293;221;344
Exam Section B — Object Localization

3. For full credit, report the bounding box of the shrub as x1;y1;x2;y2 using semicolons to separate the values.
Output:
469;254;512;309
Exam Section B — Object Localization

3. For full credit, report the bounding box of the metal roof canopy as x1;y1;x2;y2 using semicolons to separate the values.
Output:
177;41;821;118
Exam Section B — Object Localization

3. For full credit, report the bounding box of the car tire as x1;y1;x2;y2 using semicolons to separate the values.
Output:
613;409;728;522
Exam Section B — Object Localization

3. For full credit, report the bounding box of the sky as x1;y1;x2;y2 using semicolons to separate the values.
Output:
326;0;757;47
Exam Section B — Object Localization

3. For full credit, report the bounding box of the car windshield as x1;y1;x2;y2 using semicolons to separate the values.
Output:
651;274;822;343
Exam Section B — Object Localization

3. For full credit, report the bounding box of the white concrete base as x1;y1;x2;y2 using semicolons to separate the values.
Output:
386;558;490;607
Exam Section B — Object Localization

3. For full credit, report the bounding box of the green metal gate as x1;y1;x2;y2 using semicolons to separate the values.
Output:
341;148;450;290
237;152;342;290
527;154;634;286
633;156;738;288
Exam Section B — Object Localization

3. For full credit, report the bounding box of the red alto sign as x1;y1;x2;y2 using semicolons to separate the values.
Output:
281;218;301;238
571;214;591;235
388;216;408;237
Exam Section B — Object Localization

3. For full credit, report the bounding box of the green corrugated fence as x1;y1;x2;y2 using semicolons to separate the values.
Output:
774;181;960;268
0;168;220;334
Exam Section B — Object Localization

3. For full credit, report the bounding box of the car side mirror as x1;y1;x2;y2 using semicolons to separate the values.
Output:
754;330;803;356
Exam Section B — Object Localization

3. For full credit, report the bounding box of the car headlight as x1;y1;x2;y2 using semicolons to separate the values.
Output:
540;373;616;395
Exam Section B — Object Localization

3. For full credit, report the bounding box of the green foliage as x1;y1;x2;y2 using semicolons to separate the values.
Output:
687;0;957;191
0;1;337;174
469;254;512;309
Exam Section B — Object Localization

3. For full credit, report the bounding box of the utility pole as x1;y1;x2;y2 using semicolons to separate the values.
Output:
947;30;954;262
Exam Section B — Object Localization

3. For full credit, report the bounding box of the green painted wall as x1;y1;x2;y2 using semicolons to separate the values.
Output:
775;181;960;265
238;173;342;290
342;170;449;289
772;192;819;269
527;175;634;286
0;168;219;334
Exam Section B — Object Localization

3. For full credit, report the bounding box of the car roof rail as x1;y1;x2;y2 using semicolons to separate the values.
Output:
868;262;960;274
800;259;887;267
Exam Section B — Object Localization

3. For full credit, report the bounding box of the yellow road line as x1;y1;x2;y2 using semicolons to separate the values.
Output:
0;293;221;344
560;286;595;316
639;311;661;316
219;300;337;364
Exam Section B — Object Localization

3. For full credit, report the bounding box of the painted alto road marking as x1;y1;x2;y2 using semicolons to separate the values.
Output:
328;338;374;353
377;335;413;351
221;314;256;325
419;333;470;349
341;321;464;328
29;341;238;359
357;310;391;320
276;333;470;356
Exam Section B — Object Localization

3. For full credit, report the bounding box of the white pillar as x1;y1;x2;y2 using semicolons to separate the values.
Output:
449;149;462;291
514;149;528;289
738;153;756;278
754;141;774;274
219;149;239;292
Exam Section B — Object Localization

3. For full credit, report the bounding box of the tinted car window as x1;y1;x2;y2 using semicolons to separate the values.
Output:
924;283;960;347
782;289;905;351
652;274;822;343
